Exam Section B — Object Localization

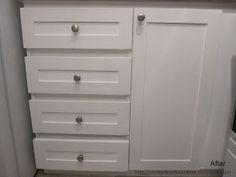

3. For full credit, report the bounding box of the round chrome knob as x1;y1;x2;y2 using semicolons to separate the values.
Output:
71;24;79;33
75;116;83;124
77;154;84;162
137;13;145;21
74;74;81;82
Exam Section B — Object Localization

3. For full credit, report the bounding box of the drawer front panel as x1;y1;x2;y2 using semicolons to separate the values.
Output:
34;138;129;171
20;8;132;49
25;56;131;95
30;100;130;135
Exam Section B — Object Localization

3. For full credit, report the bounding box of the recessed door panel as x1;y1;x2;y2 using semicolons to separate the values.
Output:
130;8;220;170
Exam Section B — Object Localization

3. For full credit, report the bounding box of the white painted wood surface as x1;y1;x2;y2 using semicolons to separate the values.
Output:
20;8;133;49
130;8;220;170
34;138;129;171
30;100;130;135
25;56;131;95
19;4;231;172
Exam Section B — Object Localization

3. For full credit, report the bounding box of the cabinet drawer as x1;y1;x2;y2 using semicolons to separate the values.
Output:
25;56;131;95
20;8;132;49
34;138;129;171
30;100;130;135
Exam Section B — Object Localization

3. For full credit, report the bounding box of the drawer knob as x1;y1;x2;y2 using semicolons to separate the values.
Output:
137;13;145;21
71;24;79;33
74;74;81;82
75;116;83;124
77;154;84;162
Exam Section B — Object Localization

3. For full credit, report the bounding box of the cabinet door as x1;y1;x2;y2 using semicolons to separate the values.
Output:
130;8;220;170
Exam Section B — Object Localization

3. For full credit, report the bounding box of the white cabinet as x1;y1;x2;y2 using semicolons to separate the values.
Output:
130;8;220;170
20;4;225;172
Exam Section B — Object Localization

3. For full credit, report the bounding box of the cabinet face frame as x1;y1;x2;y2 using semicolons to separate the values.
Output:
130;8;221;170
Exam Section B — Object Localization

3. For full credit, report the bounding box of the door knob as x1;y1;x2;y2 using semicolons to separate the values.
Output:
137;13;145;21
77;154;84;162
75;116;83;124
71;24;79;33
74;74;81;82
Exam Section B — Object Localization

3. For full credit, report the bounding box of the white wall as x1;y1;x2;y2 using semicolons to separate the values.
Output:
0;0;36;177
0;39;19;177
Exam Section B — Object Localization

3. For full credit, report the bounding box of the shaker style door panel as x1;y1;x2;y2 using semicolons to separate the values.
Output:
130;8;220;170
30;100;130;135
25;56;131;95
20;8;133;49
34;138;129;171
